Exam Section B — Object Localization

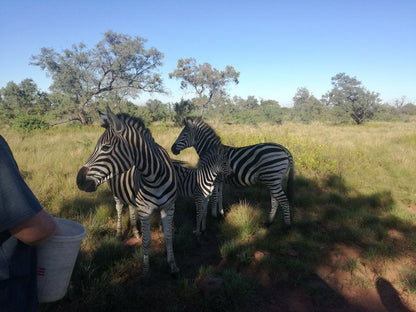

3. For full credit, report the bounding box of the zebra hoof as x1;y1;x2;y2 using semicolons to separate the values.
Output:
140;271;151;285
195;234;204;245
170;270;180;279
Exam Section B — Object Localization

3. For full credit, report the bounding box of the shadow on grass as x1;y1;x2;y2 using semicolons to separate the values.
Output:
216;173;416;311
41;174;416;312
59;188;115;220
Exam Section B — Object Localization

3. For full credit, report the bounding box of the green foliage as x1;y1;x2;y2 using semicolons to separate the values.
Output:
169;57;239;116
30;30;165;124
0;79;50;122
145;99;169;122
12;114;49;131
173;99;195;126
323;73;382;124
292;87;327;123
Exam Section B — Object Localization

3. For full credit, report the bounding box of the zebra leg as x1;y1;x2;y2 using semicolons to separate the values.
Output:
209;184;218;218
160;207;179;275
195;196;203;237
217;181;224;216
269;189;291;226
269;195;278;224
139;214;152;277
128;205;140;239
114;196;124;237
201;197;209;234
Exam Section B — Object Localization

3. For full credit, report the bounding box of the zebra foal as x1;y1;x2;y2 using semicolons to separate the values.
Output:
171;117;295;226
173;148;231;236
76;107;179;277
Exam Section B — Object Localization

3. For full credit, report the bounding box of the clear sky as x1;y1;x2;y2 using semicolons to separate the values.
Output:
0;0;415;107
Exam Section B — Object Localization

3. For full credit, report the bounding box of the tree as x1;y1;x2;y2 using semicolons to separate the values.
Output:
292;87;324;122
0;79;50;120
172;99;195;126
169;58;239;117
323;73;381;125
260;99;282;124
30;30;164;125
145;99;169;121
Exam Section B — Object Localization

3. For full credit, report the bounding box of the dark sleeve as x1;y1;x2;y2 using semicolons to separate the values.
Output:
0;136;43;232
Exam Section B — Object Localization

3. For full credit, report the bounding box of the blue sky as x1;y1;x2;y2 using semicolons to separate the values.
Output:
1;0;415;107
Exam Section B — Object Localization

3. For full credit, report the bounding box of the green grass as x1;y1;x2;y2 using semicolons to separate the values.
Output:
1;120;416;311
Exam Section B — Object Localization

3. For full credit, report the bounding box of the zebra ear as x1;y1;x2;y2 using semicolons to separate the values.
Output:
183;117;192;128
106;106;124;132
97;109;109;128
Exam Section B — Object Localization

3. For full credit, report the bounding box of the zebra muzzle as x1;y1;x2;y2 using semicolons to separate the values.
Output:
171;144;180;155
76;166;98;192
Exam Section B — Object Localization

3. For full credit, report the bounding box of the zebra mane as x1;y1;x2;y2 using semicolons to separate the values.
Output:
171;159;191;167
116;113;156;144
184;117;222;145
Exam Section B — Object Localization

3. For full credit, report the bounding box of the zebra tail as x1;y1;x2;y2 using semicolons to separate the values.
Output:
286;156;295;205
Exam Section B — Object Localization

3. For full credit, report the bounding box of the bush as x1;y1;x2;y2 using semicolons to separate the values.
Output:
12;114;49;131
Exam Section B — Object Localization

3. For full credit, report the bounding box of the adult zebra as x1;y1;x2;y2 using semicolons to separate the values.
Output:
173;147;231;236
171;118;295;226
77;107;179;276
110;182;140;239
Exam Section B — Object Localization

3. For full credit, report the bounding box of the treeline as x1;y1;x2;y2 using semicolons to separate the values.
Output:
1;77;415;131
1;31;415;130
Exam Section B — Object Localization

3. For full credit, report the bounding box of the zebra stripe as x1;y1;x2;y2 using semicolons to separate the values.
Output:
171;117;295;226
173;148;231;235
77;107;179;276
111;195;140;239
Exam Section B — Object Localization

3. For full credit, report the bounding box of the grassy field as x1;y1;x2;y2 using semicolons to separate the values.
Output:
2;120;416;311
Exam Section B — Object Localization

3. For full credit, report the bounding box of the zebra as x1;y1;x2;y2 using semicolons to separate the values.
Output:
115;198;137;238
173;147;231;236
76;107;179;277
171;117;295;226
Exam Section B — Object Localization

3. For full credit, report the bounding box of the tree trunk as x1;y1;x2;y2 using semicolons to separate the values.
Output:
78;100;91;125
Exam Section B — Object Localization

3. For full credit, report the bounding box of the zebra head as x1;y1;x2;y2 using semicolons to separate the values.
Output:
171;117;221;156
199;146;232;178
76;107;135;192
171;117;196;155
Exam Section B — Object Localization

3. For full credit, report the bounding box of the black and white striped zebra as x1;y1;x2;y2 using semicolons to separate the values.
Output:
171;117;295;226
173;147;231;236
109;179;140;238
77;107;179;276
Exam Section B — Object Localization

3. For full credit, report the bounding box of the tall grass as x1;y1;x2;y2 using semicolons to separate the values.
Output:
1;120;416;311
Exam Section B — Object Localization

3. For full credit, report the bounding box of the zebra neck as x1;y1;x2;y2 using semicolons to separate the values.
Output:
197;171;217;196
195;139;222;156
131;131;159;175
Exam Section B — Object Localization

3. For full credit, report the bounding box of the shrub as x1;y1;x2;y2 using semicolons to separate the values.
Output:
12;114;49;131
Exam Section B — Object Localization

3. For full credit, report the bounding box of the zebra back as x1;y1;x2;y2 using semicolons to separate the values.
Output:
170;117;295;226
173;148;230;199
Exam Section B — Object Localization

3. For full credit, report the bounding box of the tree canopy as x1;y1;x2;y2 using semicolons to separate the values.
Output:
0;79;50;119
30;31;164;124
323;73;381;124
169;58;239;117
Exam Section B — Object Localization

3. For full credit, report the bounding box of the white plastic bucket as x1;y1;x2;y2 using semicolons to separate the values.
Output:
37;218;86;303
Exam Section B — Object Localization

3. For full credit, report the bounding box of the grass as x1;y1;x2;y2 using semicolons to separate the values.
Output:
1;120;416;311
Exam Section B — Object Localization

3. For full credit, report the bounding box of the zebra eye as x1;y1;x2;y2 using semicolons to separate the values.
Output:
101;144;112;152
